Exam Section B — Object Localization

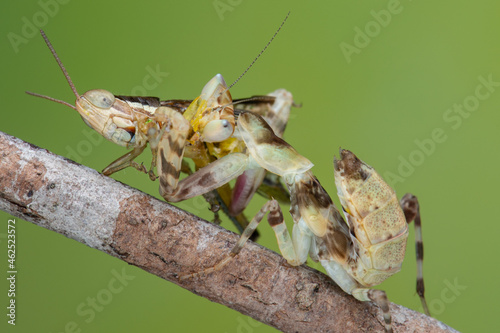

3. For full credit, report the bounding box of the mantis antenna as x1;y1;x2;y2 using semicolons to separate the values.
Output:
228;11;290;90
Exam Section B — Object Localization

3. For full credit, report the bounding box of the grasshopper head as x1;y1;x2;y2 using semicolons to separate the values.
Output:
26;31;137;148
76;89;137;147
76;89;115;129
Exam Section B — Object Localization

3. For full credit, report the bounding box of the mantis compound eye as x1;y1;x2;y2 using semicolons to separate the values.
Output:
83;89;115;109
201;119;234;142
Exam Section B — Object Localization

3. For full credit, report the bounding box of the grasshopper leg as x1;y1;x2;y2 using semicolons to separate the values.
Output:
400;193;430;316
102;146;148;176
102;106;190;181
156;108;190;196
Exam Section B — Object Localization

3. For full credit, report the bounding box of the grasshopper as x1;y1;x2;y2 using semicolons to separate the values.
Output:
174;109;429;332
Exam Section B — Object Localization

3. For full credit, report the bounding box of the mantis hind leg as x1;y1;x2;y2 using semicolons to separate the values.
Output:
400;193;430;316
352;288;393;333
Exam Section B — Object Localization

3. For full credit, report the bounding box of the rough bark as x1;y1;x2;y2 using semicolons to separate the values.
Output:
0;131;458;333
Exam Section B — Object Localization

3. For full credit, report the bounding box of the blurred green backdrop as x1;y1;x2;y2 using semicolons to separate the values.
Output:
1;0;499;332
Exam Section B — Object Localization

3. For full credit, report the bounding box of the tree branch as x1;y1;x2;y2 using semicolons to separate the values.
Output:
0;131;457;333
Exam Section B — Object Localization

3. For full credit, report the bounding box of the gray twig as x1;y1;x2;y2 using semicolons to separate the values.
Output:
0;131;457;333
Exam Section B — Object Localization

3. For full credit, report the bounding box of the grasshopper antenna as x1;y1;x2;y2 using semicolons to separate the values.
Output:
26;30;79;110
25;91;76;110
39;30;80;99
228;11;290;90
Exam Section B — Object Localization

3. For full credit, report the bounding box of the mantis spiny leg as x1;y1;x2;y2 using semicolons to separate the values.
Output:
180;199;280;280
180;198;312;280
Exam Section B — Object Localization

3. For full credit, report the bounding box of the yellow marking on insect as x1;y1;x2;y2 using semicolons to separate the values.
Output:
207;138;243;159
183;96;206;133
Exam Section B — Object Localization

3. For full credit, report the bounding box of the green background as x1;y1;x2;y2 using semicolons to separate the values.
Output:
1;0;498;332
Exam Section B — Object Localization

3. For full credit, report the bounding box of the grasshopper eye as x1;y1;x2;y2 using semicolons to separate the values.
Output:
83;89;115;109
201;119;233;142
